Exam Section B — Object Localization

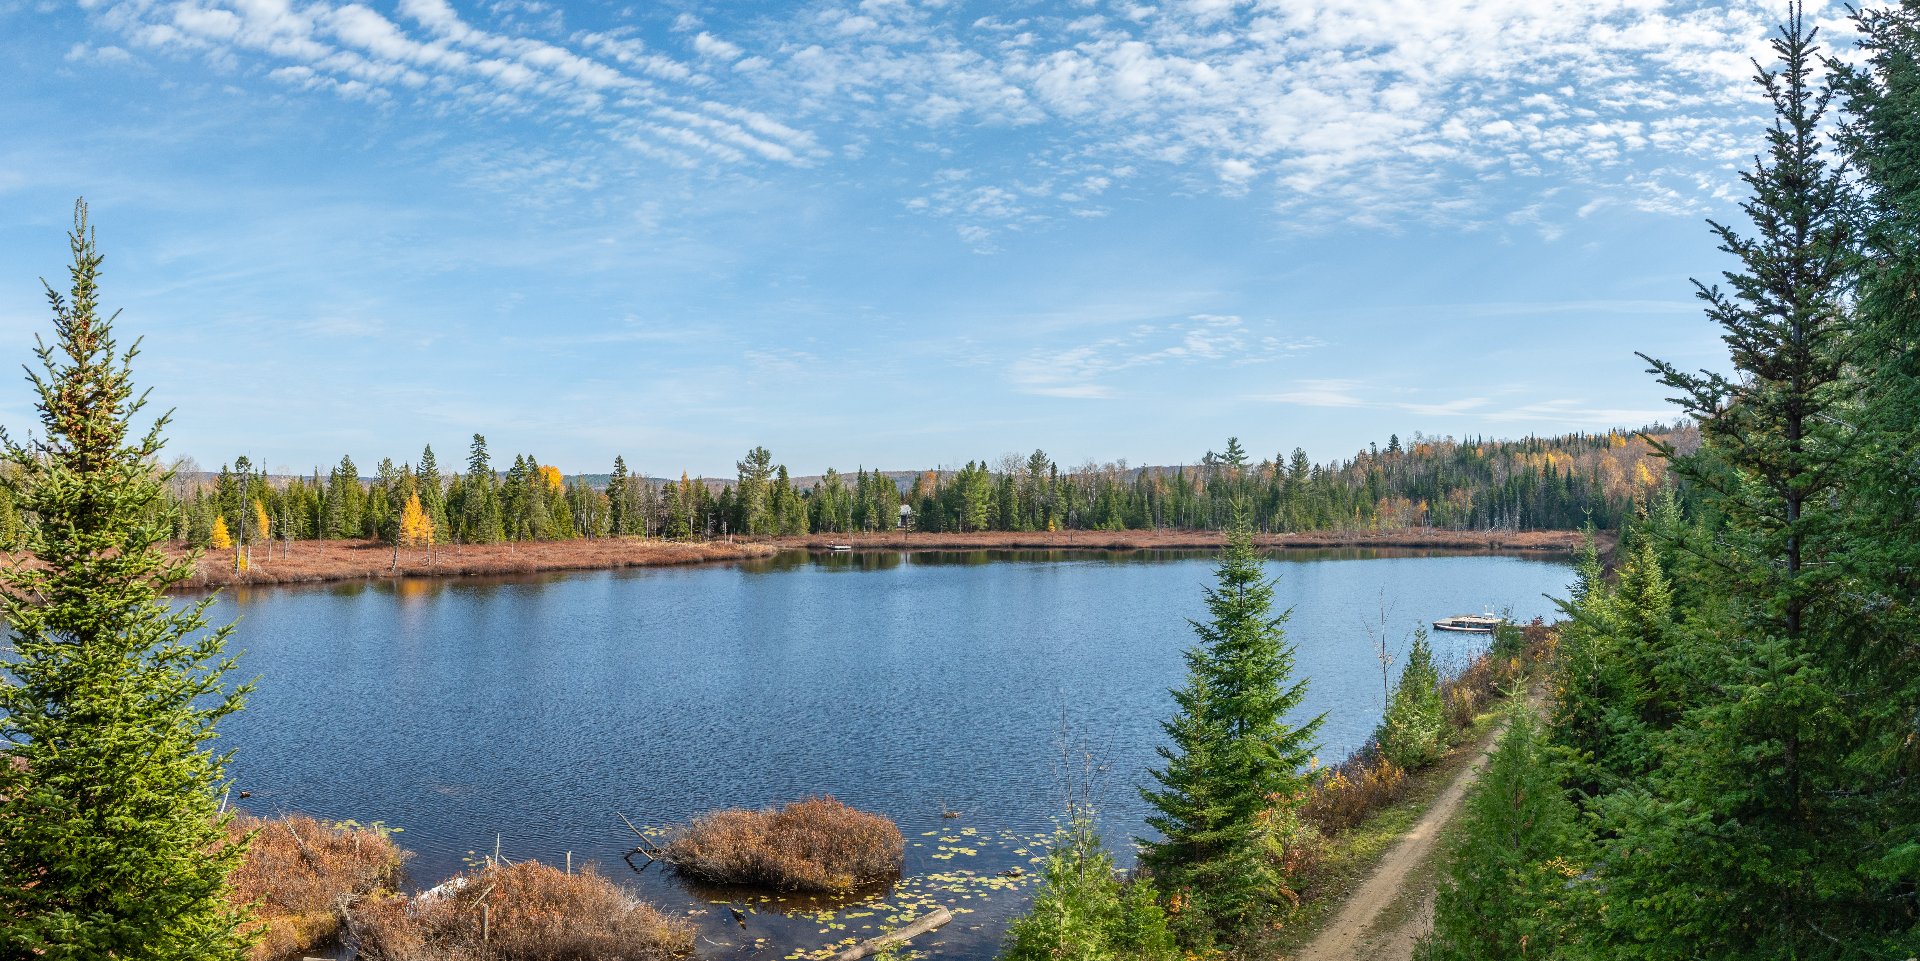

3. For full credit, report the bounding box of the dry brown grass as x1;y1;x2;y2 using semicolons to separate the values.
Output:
225;813;407;961
347;860;693;961
778;527;1602;553
174;537;775;590
661;796;905;893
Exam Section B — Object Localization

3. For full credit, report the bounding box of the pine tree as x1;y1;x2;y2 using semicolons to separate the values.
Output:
1139;508;1322;942
0;201;252;959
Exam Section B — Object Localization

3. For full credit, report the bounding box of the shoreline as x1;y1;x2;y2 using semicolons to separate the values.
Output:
777;527;1604;554
171;527;1600;591
173;538;779;591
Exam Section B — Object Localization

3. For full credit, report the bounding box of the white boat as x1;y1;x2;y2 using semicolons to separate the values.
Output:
827;544;854;552
1432;613;1503;634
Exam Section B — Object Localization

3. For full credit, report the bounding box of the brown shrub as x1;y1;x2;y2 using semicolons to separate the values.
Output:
1301;756;1409;835
661;796;905;892
348;860;693;961
226;813;407;961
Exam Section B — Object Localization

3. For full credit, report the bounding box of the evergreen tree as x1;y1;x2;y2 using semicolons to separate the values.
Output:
458;434;502;544
736;446;774;536
415;444;446;535
1377;629;1446;770
1831;4;1920;938
608;455;630;535
1597;12;1880;956
0;202;252;959
1421;709;1590;961
1139;508;1322;942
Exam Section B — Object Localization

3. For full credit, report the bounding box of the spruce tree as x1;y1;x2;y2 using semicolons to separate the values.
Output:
1422;709;1590;961
0;202;252;959
1599;10;1875;955
1830;2;1920;946
608;455;630;535
1139;508;1321;942
1378;630;1445;770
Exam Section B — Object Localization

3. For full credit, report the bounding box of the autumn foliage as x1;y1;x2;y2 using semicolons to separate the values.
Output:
347;860;692;961
224;814;406;961
398;492;434;548
209;514;233;550
661;796;905;893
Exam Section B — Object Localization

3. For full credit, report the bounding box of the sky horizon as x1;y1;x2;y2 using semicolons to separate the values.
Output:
0;0;1850;477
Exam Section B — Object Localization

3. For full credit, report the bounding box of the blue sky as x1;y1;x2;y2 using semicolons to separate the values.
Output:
0;0;1844;477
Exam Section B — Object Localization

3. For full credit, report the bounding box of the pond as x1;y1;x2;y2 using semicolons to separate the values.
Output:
213;547;1574;959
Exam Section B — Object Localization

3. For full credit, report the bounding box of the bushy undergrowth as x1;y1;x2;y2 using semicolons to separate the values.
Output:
1301;755;1409;835
1002;815;1179;961
1302;620;1552;840
662;796;904;892
225;813;406;961
348;860;693;961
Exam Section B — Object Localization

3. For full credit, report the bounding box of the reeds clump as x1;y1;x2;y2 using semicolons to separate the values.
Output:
348;860;693;961
225;813;407;961
661;796;904;892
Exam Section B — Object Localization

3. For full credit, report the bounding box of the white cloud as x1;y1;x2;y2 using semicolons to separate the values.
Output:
691;31;741;62
91;0;825;170
76;0;1837;238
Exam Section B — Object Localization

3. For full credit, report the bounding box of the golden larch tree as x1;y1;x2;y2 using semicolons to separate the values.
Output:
208;515;232;550
399;492;434;548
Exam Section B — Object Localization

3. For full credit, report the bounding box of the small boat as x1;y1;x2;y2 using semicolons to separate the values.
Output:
827;544;854;552
1432;613;1503;634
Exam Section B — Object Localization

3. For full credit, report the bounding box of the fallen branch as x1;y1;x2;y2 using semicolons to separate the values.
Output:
617;811;667;860
833;907;951;961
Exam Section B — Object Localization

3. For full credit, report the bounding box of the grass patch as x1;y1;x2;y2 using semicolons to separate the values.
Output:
661;796;905;893
347;860;693;961
226;813;407;961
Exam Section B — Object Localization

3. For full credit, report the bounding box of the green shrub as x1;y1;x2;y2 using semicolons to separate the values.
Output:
1002;815;1178;961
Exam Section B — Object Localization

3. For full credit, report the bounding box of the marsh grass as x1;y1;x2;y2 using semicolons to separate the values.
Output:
348;860;693;961
225;813;406;961
662;796;905;893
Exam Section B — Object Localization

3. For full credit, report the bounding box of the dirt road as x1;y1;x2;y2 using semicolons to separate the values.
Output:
1290;722;1505;961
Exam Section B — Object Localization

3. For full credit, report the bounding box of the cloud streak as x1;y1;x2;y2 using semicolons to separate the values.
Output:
71;0;1837;241
1012;315;1319;399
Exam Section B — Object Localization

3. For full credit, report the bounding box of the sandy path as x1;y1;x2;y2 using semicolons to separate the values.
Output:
1290;722;1504;961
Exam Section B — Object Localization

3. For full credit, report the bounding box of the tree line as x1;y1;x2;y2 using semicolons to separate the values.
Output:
40;424;1690;553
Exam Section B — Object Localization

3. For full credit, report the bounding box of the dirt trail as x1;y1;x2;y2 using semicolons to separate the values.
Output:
1289;722;1505;961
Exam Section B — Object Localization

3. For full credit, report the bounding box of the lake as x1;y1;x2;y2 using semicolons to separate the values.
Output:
213;547;1574;959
